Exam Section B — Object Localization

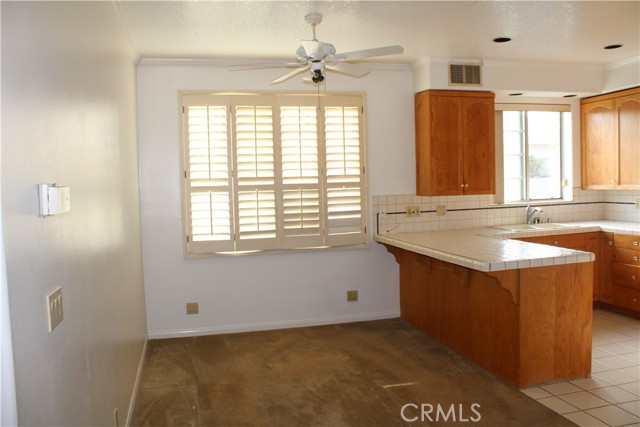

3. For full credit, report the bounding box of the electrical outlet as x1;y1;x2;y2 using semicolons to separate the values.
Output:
635;199;640;209
377;207;386;218
346;290;358;302
186;302;199;315
46;287;63;332
406;206;420;217
436;204;447;216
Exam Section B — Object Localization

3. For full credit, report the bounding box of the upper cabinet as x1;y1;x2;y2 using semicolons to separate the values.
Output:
415;90;495;196
581;87;640;190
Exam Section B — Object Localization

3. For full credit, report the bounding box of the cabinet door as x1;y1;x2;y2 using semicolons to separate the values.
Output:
463;96;495;194
581;99;616;189
430;95;464;195
616;93;640;187
600;233;614;303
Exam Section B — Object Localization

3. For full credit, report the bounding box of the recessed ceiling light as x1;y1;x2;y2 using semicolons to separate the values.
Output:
563;94;577;98
509;93;523;96
493;37;512;43
604;44;623;50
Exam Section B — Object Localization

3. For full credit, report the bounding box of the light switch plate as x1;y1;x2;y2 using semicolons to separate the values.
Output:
46;287;63;332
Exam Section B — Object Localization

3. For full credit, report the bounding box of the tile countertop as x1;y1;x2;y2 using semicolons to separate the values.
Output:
375;220;640;273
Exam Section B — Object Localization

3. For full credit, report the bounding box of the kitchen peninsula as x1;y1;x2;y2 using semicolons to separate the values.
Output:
376;221;639;388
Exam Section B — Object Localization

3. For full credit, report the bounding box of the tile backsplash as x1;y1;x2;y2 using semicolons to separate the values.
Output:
373;188;640;235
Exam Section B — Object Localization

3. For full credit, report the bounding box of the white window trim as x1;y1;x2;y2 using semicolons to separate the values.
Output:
493;104;572;205
179;91;369;256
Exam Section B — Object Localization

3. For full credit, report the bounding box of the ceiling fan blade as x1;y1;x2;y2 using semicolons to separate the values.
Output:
230;62;302;71
300;40;323;58
271;66;308;85
335;45;404;61
326;62;370;78
300;40;336;59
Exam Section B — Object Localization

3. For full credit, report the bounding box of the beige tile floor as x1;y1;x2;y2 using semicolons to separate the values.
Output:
523;309;640;427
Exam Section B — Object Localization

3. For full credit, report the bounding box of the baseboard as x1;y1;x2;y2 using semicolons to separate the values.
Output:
125;337;148;427
147;311;401;339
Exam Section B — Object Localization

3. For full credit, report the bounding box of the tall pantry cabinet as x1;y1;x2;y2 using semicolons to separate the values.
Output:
581;87;640;190
415;90;495;196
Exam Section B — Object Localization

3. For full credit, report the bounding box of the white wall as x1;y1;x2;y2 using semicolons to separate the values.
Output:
1;2;147;425
137;61;413;337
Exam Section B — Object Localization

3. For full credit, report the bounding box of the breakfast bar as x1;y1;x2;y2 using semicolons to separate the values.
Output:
376;227;598;388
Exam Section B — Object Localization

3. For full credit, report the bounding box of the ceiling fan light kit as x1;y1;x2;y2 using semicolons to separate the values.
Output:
232;13;404;85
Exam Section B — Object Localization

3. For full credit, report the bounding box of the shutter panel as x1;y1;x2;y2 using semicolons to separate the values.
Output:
279;104;323;248
323;102;366;246
183;102;235;253
234;104;278;250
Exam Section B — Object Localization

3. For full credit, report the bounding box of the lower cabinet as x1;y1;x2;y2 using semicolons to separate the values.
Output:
382;244;593;388
611;234;640;314
519;232;601;300
521;231;639;317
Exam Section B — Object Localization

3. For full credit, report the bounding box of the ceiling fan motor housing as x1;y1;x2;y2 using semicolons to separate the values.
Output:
310;61;325;72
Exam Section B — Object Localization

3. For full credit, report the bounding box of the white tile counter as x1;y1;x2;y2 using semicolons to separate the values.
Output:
375;220;639;272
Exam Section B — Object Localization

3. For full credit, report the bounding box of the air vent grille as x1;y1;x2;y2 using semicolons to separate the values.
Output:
449;64;482;86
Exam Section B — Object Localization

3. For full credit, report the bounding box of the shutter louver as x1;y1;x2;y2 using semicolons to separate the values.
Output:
184;104;234;252
234;105;277;250
324;105;365;245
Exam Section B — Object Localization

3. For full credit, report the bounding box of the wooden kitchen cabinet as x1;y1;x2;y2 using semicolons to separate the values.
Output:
599;233;614;303
415;90;495;196
581;87;640;190
519;232;601;300
610;233;640;314
383;245;592;388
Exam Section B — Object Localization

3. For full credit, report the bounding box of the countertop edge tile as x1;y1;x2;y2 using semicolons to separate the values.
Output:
375;220;638;272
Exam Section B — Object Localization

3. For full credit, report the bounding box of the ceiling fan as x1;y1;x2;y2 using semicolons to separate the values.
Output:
232;13;404;85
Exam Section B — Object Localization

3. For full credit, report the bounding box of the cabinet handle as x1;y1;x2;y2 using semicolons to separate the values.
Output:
633;241;639;246
633;256;639;261
464;184;469;188
460;184;465;189
608;241;613;246
611;178;617;184
554;241;559;245
632;275;637;281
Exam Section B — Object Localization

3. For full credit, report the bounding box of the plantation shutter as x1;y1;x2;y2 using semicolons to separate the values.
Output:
234;98;278;251
322;97;366;246
182;95;235;253
180;92;367;255
278;97;323;248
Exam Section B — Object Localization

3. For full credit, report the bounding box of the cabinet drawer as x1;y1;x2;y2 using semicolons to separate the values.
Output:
613;247;640;266
612;285;640;313
614;234;640;250
612;263;640;289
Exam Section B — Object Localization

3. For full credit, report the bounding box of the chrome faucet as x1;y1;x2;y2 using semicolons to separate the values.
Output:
526;205;543;224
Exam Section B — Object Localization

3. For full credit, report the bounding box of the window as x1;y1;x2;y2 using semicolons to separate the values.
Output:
180;93;367;255
495;105;570;203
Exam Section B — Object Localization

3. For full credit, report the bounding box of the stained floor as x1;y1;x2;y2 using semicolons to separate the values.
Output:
131;317;576;426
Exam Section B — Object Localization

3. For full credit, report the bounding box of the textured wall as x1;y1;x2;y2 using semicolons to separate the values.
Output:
1;2;147;425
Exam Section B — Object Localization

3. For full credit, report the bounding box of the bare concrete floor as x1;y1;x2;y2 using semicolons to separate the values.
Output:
132;318;575;426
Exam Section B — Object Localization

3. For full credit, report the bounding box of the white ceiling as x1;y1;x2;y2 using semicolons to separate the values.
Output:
120;1;639;67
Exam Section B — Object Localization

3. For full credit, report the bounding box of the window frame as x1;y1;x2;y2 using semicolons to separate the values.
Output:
178;91;369;256
494;103;571;204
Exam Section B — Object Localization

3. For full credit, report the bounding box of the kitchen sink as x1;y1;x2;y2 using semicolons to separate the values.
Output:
494;223;577;232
